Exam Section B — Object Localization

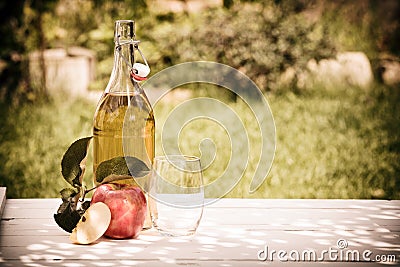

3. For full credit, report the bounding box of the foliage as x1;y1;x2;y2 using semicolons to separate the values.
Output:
54;135;149;233
1;0;59;102
143;2;335;93
2;0;399;102
95;156;150;184
320;0;400;58
0;0;148;103
7;0;337;95
61;137;92;188
0;0;26;103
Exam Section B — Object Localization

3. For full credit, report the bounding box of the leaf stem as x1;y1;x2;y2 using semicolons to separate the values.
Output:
79;181;123;202
80;185;97;202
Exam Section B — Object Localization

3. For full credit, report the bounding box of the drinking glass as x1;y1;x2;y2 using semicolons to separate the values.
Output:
149;155;204;236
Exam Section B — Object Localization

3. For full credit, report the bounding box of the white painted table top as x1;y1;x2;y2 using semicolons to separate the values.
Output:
1;198;399;266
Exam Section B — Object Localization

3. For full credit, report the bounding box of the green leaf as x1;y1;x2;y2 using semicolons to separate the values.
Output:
96;156;150;184
60;188;78;202
54;201;81;233
126;156;151;177
61;137;92;188
54;193;90;233
100;174;135;184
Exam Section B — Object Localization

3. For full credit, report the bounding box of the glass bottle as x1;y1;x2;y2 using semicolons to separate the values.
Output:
93;20;154;229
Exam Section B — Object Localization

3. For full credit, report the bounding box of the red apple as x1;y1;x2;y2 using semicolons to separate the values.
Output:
91;183;147;239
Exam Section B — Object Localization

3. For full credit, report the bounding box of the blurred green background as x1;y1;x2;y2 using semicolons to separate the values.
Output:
0;0;399;199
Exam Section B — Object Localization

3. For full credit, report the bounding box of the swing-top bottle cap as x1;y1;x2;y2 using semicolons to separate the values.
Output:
114;20;135;44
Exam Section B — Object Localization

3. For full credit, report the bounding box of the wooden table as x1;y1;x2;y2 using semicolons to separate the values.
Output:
1;197;399;266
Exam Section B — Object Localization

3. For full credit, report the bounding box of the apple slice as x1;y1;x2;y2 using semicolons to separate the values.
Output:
70;202;111;245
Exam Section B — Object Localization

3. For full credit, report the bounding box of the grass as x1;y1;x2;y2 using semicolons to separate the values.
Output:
0;94;96;198
0;83;399;199
248;84;400;199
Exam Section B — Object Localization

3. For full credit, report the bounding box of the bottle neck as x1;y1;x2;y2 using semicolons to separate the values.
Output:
106;43;137;94
105;20;138;94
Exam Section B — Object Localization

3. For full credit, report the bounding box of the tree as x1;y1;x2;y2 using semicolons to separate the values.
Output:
0;0;58;104
26;0;58;99
0;0;25;103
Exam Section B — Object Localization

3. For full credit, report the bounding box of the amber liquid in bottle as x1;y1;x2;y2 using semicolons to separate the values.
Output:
93;20;154;229
93;92;155;184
